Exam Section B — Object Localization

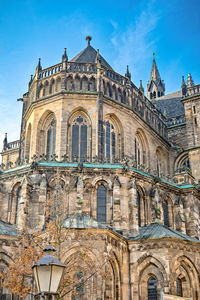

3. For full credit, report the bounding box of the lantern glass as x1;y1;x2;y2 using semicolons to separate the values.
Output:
50;265;64;293
37;265;51;292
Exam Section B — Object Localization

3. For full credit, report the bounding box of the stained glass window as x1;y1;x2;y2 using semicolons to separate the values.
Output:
16;187;22;225
72;116;88;161
176;278;183;297
148;277;157;300
102;120;116;162
46;119;56;160
97;185;107;222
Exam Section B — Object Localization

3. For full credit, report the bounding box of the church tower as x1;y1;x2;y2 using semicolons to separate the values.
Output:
147;54;165;100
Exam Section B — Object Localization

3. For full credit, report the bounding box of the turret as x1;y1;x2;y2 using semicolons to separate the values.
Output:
147;53;165;100
62;48;68;70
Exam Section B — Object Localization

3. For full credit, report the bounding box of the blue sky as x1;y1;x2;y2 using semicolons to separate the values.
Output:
0;0;200;145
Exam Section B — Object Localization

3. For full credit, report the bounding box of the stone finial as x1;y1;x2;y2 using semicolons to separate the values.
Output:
139;80;144;94
3;133;8;150
187;73;194;87
36;58;42;72
125;65;131;80
181;76;187;96
86;36;92;46
62;48;68;62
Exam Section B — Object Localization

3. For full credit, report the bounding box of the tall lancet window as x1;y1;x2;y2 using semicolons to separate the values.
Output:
163;200;169;227
148;277;158;300
72;116;88;161
46;119;56;160
102;120;116;162
15;187;22;225
176;278;183;297
97;185;107;222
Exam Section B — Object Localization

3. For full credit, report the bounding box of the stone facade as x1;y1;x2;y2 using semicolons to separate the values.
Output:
0;37;200;299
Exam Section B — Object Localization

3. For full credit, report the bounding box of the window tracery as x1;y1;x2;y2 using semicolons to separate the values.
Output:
97;184;107;222
46;119;56;160
72;116;88;161
102;120;116;162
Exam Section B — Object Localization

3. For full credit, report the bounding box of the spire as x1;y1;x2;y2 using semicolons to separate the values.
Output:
139;80;144;94
181;76;187;96
36;58;42;72
187;73;194;87
150;53;161;82
147;53;165;100
125;65;131;80
62;48;68;62
86;36;92;46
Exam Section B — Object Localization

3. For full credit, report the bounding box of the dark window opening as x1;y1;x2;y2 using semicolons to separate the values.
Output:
97;185;107;222
148;277;158;300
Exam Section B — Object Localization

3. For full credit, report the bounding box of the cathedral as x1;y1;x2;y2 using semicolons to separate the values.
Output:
0;36;200;299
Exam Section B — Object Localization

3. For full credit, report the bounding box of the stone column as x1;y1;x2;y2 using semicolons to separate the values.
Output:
127;177;139;236
113;176;121;230
121;248;130;300
38;174;47;228
18;176;30;229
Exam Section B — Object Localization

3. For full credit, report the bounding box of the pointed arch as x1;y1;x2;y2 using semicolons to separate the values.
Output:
103;114;124;162
55;76;61;92
66;75;73;91
36;110;57;158
135;256;168;300
156;146;167;176
49;78;55;94
81;76;88;91
67;108;92;161
135;128;149;168
74;75;81;91
89;76;96;92
171;255;200;299
43;80;49;96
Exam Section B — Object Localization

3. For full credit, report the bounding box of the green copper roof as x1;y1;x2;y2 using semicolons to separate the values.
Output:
62;213;113;230
0;220;18;236
129;222;200;243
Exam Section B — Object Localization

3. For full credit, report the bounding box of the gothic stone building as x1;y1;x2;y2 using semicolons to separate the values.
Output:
1;36;200;299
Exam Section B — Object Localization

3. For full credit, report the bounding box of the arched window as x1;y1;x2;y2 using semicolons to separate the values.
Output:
137;191;141;227
163;200;169;227
97;185;107;222
102;120;116;162
46;119;56;160
72;116;88;161
176;278;183;297
15;187;22;225
148;277;157;300
135;132;147;168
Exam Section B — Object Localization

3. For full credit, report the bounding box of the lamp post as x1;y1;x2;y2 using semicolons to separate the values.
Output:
32;245;65;299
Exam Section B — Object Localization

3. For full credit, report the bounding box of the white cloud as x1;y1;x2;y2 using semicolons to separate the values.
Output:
110;1;160;78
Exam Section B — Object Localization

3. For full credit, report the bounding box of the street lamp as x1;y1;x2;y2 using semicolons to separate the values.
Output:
32;245;65;297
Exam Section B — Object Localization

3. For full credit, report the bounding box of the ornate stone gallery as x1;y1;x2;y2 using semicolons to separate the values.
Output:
1;36;200;299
